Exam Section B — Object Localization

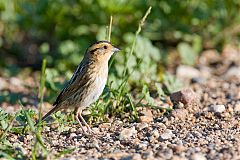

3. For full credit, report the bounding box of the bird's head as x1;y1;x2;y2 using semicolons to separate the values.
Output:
85;41;120;62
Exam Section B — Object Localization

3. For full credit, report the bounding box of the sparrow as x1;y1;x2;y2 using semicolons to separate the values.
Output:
36;41;120;133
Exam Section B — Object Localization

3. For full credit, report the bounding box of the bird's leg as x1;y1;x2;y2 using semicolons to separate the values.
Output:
75;108;87;134
79;110;93;133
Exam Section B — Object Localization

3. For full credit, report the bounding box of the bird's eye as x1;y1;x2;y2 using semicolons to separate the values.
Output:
103;45;108;49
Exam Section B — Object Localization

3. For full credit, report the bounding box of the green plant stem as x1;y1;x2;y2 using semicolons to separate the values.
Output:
108;15;115;70
136;104;173;111
108;15;113;42
0;113;17;141
38;58;47;121
122;6;152;78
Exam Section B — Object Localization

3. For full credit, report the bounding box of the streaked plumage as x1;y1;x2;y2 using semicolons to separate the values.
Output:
37;41;120;133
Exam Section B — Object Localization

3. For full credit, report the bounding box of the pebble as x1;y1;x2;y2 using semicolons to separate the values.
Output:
209;104;226;113
191;153;207;160
139;116;153;123
225;67;240;78
171;109;188;120
170;88;199;106
0;77;7;90
26;135;33;141
172;145;185;153
156;122;167;130
176;65;201;80
142;151;154;160
9;77;22;86
160;129;173;141
172;155;188;160
69;133;77;139
163;149;173;159
139;109;154;123
92;127;100;133
137;123;148;130
99;123;111;129
152;129;160;139
199;49;220;65
132;154;142;160
234;102;240;112
138;143;148;150
61;157;76;160
119;127;137;140
69;128;76;133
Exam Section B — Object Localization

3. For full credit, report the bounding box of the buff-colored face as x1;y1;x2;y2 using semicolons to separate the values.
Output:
85;41;120;62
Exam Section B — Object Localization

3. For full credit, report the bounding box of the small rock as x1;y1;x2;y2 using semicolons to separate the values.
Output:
139;109;153;123
69;128;76;133
176;65;201;80
44;126;50;132
132;154;142;160
199;49;220;65
138;143;148;150
234;102;240;112
137;123;148;130
52;139;59;146
142;151;154;160
61;157;76;160
9;77;22;86
163;149;173;159
104;152;131;159
119;127;137;140
209;104;225;113
191;77;206;84
139;116;153;123
80;137;87;143
0;77;8;90
222;44;240;63
92;127;100;133
170;88;199;106
156;122;167;130
152;129;160;139
160;129;173;141
26;135;33;141
191;153;206;160
100;123;111;128
69;133;77;139
172;155;188;160
172;145;185;153
171;109;188;120
225;67;240;78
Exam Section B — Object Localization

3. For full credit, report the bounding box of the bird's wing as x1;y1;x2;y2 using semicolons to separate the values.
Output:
53;61;90;106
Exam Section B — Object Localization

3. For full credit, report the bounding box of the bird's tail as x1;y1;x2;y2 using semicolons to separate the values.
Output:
35;105;59;126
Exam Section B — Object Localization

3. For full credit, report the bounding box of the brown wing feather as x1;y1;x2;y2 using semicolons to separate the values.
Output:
53;61;90;106
35;61;90;126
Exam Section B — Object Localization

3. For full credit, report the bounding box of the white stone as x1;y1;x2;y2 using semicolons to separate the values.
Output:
119;127;137;140
225;67;240;78
191;153;207;160
176;65;201;80
160;129;173;140
234;102;240;112
137;123;148;130
209;104;225;113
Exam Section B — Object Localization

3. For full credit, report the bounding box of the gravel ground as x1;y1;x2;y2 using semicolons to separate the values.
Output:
2;45;240;160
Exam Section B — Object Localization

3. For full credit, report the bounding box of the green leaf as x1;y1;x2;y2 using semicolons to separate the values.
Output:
177;42;197;66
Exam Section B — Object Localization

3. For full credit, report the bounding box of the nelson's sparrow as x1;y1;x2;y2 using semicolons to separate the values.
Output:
36;41;120;133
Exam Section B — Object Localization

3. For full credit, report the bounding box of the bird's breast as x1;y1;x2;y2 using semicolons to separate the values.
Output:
79;64;108;108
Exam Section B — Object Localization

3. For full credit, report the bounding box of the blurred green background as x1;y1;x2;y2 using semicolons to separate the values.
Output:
0;0;240;83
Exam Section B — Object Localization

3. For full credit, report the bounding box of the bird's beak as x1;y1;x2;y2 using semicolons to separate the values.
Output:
112;47;120;53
